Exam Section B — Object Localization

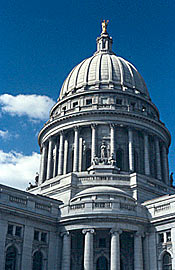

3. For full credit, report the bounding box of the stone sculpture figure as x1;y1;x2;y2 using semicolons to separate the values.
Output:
101;20;109;34
170;172;174;187
101;141;107;159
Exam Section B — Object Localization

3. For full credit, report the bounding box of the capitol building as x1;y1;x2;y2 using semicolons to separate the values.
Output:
1;22;175;270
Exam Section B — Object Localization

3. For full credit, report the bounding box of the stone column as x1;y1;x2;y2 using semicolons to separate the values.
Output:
134;231;144;270
148;231;157;270
73;127;79;172
110;124;116;157
91;124;97;164
79;137;83;172
63;139;69;175
162;144;169;184
110;229;122;270
46;137;54;180
144;133;150;175
53;140;58;177
39;143;47;184
58;132;64;175
82;229;95;270
21;226;33;270
155;137;162;180
61;231;71;270
143;233;150;270
128;128;134;172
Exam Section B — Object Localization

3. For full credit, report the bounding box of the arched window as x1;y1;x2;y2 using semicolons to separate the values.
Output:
116;149;123;170
162;252;172;270
85;148;91;169
32;251;43;270
5;246;17;270
96;256;108;270
134;149;139;172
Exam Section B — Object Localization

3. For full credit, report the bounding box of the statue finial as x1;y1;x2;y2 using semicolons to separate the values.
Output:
101;20;109;34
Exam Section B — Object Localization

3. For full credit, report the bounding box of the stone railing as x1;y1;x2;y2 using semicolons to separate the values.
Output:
93;202;112;209
9;195;27;205
0;184;60;218
154;203;171;214
52;102;158;121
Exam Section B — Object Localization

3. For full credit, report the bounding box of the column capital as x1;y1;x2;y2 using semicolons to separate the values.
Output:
82;228;95;235
110;228;122;235
60;231;70;237
91;123;98;129
110;123;116;129
74;126;79;131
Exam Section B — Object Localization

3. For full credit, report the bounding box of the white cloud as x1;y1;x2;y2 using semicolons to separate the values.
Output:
0;150;40;190
0;94;55;120
0;130;9;139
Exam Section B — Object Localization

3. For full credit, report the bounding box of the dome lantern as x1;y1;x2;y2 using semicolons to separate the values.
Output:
95;20;113;55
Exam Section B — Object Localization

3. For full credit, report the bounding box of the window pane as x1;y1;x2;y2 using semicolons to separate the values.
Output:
15;226;22;237
41;232;47;242
34;230;39;241
7;225;13;235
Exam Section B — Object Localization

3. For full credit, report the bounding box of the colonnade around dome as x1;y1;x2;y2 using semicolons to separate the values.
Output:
38;123;169;189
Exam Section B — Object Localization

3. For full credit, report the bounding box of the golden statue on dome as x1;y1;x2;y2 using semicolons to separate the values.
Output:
101;20;109;34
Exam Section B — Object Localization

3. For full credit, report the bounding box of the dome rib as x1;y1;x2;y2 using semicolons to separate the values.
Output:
107;54;113;82
59;52;149;99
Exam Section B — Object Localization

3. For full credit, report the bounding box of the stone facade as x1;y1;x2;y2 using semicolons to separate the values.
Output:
1;26;175;270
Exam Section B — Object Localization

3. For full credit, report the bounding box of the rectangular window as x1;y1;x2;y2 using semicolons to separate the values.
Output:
99;238;106;248
41;232;47;242
34;230;40;241
167;231;171;242
116;99;122;105
159;233;164;243
7;224;13;235
15;226;22;237
86;99;92;105
62;106;66;111
131;102;136;109
73;101;78;108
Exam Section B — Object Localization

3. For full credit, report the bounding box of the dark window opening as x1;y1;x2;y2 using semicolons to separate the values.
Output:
32;251;43;270
34;230;39;241
41;232;47;242
116;149;124;170
73;101;78;108
134;150;139;173
85;148;91;170
99;238;106;248
62;106;66;111
130;102;136;109
159;233;164;243
96;256;108;270
142;106;146;112
5;246;17;270
162;252;172;270
15;226;22;237
116;99;122;105
86;99;92;105
7;224;13;235
71;150;74;172
167;232;171;242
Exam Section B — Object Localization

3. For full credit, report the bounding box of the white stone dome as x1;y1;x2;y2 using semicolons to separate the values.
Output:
59;32;149;100
72;186;133;201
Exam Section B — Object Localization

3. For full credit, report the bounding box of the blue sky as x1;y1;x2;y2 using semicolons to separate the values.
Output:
0;0;175;189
